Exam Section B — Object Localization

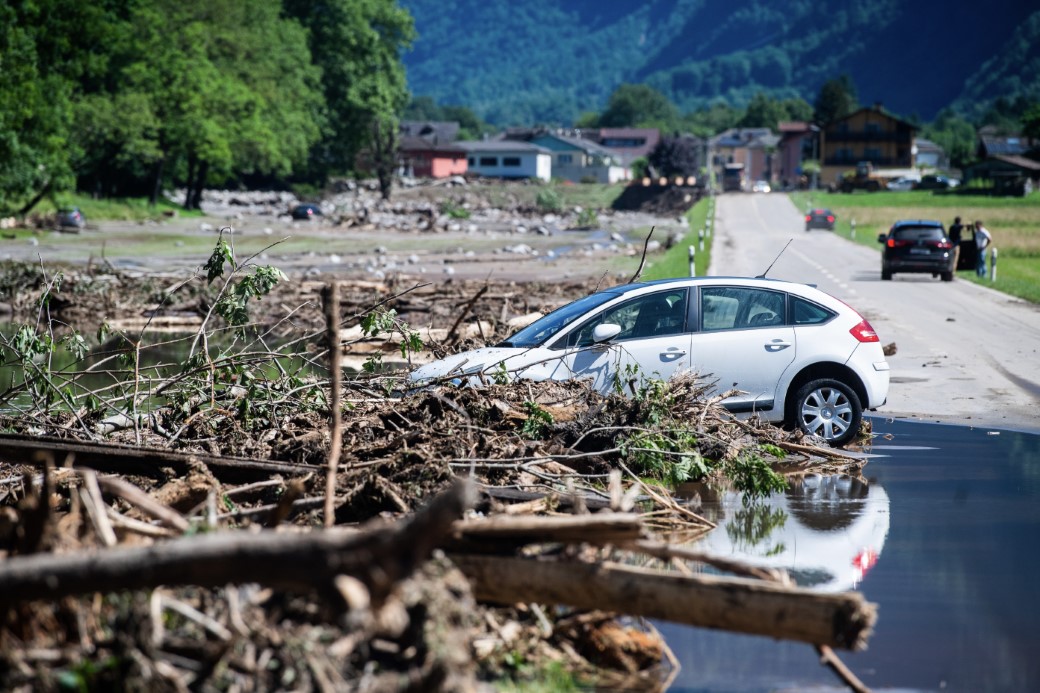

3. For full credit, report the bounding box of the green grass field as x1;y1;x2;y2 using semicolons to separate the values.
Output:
791;190;1040;304
642;196;713;280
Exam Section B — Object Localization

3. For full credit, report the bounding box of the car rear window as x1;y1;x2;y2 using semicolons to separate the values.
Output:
893;225;944;241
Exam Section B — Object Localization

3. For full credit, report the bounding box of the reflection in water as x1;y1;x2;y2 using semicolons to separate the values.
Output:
661;419;1040;692
690;474;890;593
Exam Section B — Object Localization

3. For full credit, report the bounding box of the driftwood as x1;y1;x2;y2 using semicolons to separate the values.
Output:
0;433;316;482
451;555;876;651
0;480;474;608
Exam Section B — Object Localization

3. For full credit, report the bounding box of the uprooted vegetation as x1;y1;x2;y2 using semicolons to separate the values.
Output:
0;243;878;691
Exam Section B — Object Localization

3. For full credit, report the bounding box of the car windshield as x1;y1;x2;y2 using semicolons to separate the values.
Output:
497;291;620;348
893;225;944;241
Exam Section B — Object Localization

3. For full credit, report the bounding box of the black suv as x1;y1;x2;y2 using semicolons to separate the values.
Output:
805;208;835;231
877;220;954;282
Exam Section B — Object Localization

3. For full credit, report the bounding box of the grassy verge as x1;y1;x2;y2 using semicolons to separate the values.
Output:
790;190;1040;304
642;196;713;280
34;193;204;223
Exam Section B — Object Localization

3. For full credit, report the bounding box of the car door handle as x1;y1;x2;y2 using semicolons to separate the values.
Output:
764;340;791;352
660;348;687;361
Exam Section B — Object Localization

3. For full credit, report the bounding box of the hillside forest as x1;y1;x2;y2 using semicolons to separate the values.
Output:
3;0;1040;218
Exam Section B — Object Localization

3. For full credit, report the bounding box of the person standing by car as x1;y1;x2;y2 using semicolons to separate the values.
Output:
949;216;964;270
973;220;993;278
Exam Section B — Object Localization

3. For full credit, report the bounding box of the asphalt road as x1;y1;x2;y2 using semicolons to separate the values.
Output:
708;192;1040;434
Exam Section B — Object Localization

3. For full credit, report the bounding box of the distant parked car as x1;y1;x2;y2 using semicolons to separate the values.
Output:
751;180;771;193
290;203;322;220
915;175;958;190
805;208;835;231
56;207;86;230
877;219;954;282
886;177;916;191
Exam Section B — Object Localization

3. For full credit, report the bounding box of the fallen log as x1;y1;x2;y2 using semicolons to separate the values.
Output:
451;555;875;651
0;481;474;608
0;433;316;482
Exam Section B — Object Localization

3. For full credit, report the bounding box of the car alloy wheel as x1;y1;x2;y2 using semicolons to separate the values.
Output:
793;378;862;447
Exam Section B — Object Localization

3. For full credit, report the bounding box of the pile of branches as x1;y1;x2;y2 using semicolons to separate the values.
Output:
0;254;878;690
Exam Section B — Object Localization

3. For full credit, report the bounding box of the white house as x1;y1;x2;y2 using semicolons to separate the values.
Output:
457;140;552;181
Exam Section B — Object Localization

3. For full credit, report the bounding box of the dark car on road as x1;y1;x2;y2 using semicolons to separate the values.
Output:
290;203;322;220
915;175;958;191
805;208;835;231
56;207;86;230
877;220;954;281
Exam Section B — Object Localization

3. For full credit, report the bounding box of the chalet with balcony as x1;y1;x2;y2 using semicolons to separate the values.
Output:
819;105;917;186
710;128;778;185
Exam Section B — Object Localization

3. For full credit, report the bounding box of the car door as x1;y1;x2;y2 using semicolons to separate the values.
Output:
690;286;796;414
555;289;693;395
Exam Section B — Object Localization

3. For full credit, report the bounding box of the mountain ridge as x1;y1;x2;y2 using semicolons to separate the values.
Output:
399;0;1040;126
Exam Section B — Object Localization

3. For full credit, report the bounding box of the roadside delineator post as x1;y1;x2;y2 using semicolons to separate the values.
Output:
991;247;998;282
689;246;696;277
851;219;856;239
699;229;705;252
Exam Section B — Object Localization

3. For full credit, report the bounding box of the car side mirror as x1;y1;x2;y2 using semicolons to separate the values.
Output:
877;234;887;244
592;323;621;343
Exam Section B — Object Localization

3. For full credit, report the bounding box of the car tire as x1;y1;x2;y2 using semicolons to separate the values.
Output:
791;378;863;447
941;271;953;282
881;269;892;280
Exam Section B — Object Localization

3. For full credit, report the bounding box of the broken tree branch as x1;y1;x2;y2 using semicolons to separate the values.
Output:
451;555;876;651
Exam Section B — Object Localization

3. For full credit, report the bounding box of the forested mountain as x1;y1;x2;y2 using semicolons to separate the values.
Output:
399;0;1040;126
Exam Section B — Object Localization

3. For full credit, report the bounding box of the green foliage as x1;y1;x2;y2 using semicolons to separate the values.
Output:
521;401;553;439
723;449;788;504
535;187;563;213
599;84;678;128
204;234;287;327
648;136;701;178
439;199;472;219
813;75;859;125
575;208;599;228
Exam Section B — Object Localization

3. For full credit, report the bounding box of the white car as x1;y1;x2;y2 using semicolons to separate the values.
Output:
751;180;771;193
409;277;890;446
886;176;917;191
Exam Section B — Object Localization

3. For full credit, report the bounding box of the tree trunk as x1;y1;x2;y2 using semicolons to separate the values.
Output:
190;160;208;211
17;180;53;217
184;152;197;209
451;554;876;651
149;156;165;207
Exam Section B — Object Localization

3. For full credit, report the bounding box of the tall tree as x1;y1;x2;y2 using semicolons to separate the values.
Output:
813;75;858;126
599;84;678;129
283;0;415;182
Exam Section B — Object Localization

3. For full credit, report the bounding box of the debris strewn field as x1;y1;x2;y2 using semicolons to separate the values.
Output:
0;259;877;691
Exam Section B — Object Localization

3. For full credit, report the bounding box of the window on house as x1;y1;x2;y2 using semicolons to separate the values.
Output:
467;157;475;166
558;154;573;165
503;157;521;167
864;147;881;161
865;122;881;133
479;157;497;167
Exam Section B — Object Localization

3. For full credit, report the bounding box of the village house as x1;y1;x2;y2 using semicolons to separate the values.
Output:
528;132;630;183
819;104;917;186
710;128;777;185
456;140;552;181
581;128;661;169
397;136;468;179
776;122;819;189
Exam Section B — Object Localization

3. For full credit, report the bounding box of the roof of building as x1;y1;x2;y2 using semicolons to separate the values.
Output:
531;133;621;158
710;128;774;148
979;134;1030;157
398;136;466;154
399;121;459;145
456;140;552;154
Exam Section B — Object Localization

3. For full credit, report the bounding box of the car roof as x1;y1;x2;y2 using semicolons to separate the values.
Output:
604;275;820;295
892;219;942;227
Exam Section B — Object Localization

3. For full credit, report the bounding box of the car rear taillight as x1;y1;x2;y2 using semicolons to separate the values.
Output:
934;241;952;249
850;319;880;343
805;215;811;222
887;239;911;248
827;215;834;222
